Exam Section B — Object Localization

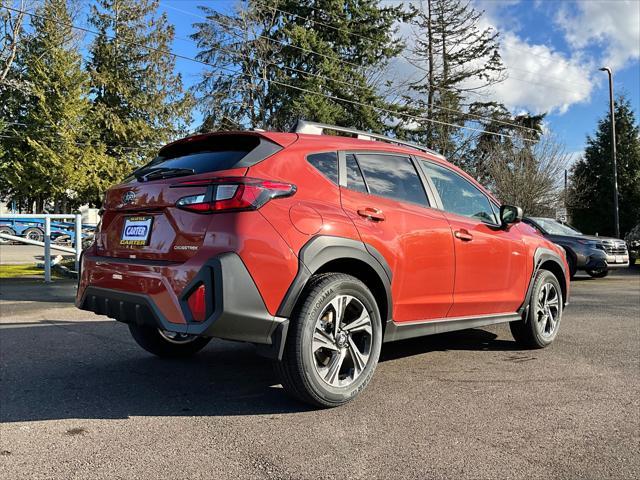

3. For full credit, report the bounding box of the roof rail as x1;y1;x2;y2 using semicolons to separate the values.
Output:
293;120;444;158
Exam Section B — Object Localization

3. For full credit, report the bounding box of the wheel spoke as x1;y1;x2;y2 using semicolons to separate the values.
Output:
313;328;338;352
537;313;547;332
329;295;351;337
348;337;368;375
325;349;346;385
343;310;371;334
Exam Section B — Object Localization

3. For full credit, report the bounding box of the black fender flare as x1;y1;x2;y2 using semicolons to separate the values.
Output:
518;247;568;317
276;235;393;321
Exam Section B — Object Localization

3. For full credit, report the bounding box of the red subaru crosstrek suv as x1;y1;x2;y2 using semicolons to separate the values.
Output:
77;121;569;407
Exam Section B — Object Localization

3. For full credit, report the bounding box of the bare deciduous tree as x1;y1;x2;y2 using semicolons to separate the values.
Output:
0;0;26;83
485;134;570;216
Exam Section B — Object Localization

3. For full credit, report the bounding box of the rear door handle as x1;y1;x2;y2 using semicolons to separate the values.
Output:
357;207;385;222
454;229;473;241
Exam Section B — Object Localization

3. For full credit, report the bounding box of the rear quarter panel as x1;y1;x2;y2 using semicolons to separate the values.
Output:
248;143;361;255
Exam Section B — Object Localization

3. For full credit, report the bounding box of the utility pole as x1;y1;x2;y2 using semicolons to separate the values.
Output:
599;67;620;238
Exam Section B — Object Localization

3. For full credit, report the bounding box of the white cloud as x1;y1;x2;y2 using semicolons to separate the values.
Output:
385;0;640;116
386;1;599;115
490;32;595;114
555;0;640;70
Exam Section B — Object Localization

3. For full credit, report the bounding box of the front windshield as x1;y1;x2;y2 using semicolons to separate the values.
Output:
531;217;582;236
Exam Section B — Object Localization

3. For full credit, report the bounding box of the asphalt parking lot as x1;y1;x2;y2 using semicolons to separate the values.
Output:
1;269;639;479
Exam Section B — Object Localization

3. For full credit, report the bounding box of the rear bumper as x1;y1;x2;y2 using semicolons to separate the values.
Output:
76;252;288;357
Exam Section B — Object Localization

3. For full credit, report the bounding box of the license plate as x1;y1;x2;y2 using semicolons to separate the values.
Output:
120;216;153;246
615;255;627;263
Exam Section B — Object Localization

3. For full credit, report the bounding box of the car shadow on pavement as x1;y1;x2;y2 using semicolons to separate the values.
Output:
0;321;520;423
380;328;516;363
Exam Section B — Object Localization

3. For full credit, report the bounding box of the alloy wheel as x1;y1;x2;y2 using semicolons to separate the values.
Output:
157;329;199;344
311;295;373;388
535;282;560;339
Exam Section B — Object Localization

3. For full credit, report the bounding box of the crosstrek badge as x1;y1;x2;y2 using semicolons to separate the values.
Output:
120;216;153;246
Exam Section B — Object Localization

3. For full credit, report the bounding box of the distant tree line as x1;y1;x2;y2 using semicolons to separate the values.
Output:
0;0;638;237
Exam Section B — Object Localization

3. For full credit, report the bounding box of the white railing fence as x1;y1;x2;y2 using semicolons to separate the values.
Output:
0;214;83;282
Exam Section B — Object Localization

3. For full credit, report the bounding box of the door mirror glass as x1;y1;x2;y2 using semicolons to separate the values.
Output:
500;205;523;226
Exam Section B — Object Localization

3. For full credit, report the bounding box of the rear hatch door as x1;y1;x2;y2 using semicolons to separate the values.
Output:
96;133;287;262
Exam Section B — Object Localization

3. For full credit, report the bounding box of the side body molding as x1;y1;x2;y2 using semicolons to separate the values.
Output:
276;235;393;321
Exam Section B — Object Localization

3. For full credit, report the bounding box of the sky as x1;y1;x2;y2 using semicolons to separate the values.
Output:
147;0;639;159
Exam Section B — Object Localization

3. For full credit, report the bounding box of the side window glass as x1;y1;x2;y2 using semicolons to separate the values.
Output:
345;154;368;193
421;161;498;224
307;152;338;184
356;154;429;206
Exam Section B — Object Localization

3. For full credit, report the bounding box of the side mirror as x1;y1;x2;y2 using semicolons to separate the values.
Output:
500;205;523;227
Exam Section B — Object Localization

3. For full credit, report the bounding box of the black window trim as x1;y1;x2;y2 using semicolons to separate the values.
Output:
337;150;437;209
342;151;370;194
416;157;502;228
305;150;340;186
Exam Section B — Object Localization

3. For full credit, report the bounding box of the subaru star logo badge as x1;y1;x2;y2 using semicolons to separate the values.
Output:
122;191;136;204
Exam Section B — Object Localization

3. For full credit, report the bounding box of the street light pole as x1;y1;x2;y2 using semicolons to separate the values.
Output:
599;67;620;238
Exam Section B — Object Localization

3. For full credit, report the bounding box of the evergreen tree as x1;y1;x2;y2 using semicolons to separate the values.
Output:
87;0;192;191
191;1;280;130
0;1;26;204
192;0;408;131
269;0;409;131
569;96;640;237
0;0;99;212
401;0;504;158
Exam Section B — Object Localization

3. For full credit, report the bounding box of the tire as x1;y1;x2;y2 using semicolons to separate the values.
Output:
274;273;383;408
510;269;563;349
586;268;609;278
128;324;212;357
23;228;44;243
0;227;16;244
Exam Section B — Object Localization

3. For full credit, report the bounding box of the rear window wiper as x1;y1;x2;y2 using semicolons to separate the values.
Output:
136;167;196;182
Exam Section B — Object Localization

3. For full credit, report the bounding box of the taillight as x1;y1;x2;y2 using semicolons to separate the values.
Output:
187;283;207;322
174;177;296;213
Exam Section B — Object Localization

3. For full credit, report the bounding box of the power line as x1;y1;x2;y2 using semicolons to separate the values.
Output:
170;34;540;134
0;134;161;151
172;2;590;112
0;4;537;143
162;2;366;70
165;3;541;134
253;0;383;44
250;0;593;91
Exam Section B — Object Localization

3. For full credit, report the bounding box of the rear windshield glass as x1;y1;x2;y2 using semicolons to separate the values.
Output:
129;134;280;181
530;218;582;236
135;151;249;176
